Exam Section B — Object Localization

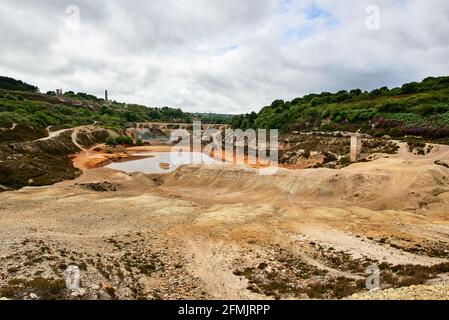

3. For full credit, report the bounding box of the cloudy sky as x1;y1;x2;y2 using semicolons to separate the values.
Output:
0;0;448;114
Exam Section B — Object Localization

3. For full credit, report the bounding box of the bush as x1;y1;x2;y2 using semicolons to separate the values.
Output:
105;135;134;146
115;135;133;145
404;127;449;139
388;127;405;138
105;137;116;146
415;104;449;116
402;82;420;94
4;94;18;101
378;102;409;113
0;112;26;127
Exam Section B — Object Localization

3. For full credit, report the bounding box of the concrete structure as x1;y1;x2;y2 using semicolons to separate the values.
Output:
56;89;63;96
350;134;363;162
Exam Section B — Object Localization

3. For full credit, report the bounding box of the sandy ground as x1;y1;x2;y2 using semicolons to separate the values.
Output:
0;143;449;300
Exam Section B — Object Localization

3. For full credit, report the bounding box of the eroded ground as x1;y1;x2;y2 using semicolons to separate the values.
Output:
0;143;449;300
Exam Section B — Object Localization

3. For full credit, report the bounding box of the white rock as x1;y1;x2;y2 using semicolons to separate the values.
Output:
29;293;38;299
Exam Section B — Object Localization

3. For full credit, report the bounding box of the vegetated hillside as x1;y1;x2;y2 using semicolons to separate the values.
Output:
191;112;234;124
0;76;196;143
231;76;449;142
0;76;38;93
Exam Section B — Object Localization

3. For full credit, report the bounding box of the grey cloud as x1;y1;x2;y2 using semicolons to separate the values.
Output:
0;0;449;114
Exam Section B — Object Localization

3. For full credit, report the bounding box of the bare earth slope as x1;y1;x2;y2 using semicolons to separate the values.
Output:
0;125;110;190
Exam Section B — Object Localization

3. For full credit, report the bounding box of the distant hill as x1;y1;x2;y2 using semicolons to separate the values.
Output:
0;76;195;138
191;112;233;124
231;76;449;142
0;76;234;138
0;76;38;92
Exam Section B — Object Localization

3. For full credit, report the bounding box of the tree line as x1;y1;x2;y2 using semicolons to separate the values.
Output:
230;76;449;141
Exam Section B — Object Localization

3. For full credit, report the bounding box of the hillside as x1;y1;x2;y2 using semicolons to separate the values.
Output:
0;76;233;190
0;76;188;190
231;76;449;143
0;89;191;143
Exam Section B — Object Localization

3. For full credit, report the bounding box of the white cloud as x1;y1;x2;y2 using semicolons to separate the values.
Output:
0;0;448;114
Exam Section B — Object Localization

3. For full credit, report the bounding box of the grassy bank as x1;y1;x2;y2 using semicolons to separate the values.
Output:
231;76;449;143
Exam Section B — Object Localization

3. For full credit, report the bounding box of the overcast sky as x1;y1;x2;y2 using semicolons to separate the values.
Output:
0;0;448;114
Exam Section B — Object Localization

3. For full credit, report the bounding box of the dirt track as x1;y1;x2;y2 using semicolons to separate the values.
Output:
0;144;449;300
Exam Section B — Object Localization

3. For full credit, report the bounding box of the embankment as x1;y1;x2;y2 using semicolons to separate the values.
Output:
0;126;109;190
161;158;449;212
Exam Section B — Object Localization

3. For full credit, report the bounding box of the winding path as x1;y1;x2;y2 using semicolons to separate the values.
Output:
0;123;17;131
71;127;87;152
38;127;72;141
36;126;89;153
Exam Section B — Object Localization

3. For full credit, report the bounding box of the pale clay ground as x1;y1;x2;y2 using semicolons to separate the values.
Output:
0;142;449;300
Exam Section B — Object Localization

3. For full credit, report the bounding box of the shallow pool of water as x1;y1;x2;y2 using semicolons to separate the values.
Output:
105;152;222;174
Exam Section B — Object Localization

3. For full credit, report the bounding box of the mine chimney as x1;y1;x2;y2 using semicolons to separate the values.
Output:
105;90;108;102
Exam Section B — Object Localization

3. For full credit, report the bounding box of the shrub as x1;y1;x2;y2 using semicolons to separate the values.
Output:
105;135;133;146
339;156;351;165
415;104;449;116
388;127;405;138
378;102;409;113
402;82;419;94
115;135;133;145
4;94;18;101
404;127;449;139
0;112;26;127
105;136;116;146
0;277;66;300
372;117;402;129
114;136;124;145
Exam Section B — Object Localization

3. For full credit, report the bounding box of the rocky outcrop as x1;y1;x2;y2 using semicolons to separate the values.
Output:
279;133;399;168
126;122;228;142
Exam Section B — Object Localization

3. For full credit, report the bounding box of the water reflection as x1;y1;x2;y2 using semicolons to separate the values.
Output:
106;152;222;174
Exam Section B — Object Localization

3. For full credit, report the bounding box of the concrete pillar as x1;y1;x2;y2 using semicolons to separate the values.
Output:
350;134;362;162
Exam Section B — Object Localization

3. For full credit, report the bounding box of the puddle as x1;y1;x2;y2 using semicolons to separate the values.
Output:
105;152;222;174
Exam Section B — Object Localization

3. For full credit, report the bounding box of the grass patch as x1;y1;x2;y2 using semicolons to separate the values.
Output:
0;277;66;300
